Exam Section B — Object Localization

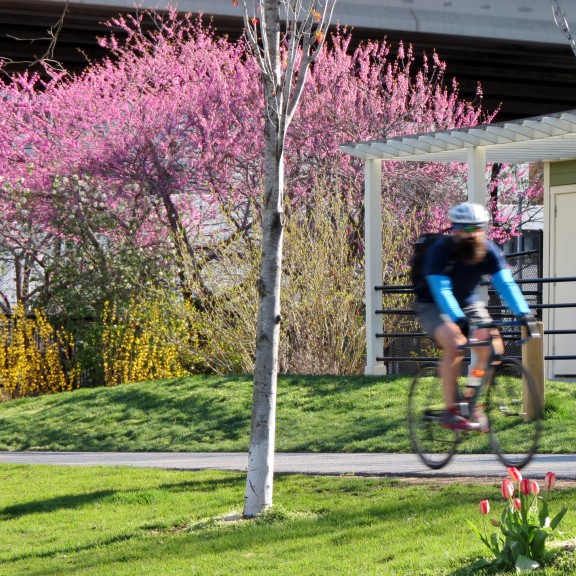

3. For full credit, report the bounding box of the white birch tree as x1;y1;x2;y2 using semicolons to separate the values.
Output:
236;0;336;517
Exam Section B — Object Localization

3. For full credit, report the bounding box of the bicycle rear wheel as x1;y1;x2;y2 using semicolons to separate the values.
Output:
408;364;459;469
485;358;542;469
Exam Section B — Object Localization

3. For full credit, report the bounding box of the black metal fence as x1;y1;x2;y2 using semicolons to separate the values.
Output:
375;245;576;376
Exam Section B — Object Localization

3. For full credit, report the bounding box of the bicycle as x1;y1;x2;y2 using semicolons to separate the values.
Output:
407;319;543;470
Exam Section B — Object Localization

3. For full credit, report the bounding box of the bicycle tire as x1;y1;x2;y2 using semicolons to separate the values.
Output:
408;363;459;469
485;358;543;469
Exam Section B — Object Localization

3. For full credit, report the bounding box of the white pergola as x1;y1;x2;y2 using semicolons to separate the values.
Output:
339;109;576;375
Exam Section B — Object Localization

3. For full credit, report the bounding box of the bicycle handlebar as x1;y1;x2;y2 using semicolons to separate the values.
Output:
462;318;540;348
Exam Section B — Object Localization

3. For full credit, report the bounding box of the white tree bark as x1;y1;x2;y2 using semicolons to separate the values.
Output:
240;0;336;518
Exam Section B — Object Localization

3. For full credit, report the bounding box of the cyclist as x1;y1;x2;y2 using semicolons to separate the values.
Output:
413;202;538;431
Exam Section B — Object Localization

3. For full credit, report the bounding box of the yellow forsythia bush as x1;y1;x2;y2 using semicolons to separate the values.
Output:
0;305;79;398
102;297;192;386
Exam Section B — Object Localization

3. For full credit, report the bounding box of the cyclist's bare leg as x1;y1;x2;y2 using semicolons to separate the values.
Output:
470;327;504;370
465;327;502;432
434;321;467;409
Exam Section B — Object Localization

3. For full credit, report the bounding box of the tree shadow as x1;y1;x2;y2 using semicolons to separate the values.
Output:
0;489;116;519
0;376;254;451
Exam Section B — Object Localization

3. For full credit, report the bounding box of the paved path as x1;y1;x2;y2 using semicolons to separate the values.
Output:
1;451;575;481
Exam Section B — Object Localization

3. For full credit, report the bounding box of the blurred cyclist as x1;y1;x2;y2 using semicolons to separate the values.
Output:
413;202;538;430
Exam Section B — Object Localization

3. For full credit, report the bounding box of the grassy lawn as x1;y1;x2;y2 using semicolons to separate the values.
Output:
0;374;575;453
0;465;575;575
1;375;576;574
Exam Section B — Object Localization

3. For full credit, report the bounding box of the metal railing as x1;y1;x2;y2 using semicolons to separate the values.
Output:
374;275;576;375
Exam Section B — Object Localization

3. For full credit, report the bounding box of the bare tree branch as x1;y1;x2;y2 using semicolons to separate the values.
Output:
551;0;576;57
2;0;69;75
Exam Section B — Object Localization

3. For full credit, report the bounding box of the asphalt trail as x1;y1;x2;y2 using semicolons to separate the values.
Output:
0;451;574;482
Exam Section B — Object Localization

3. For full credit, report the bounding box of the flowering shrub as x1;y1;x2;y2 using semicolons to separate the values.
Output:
467;468;568;573
102;297;193;386
0;305;79;398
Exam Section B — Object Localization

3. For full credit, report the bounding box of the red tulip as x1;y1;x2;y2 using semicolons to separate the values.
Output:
545;472;556;490
501;478;514;499
513;498;522;511
479;499;490;514
530;480;540;495
507;467;522;483
520;479;532;494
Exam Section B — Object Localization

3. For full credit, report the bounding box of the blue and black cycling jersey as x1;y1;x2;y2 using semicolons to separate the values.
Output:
414;236;530;321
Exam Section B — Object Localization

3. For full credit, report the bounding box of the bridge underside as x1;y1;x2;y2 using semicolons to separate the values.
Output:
1;1;576;122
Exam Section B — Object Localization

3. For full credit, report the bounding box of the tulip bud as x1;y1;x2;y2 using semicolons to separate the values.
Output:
530;480;540;495
545;472;556;490
513;498;522;511
479;499;490;514
507;467;522;483
520;479;532;494
501;478;514;499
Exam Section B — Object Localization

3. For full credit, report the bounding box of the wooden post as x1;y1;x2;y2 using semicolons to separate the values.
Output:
522;321;544;419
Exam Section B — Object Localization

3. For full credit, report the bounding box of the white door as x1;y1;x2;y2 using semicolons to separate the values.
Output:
552;189;576;376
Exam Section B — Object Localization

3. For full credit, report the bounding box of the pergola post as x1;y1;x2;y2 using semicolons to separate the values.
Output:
467;146;487;205
467;146;488;370
364;159;386;376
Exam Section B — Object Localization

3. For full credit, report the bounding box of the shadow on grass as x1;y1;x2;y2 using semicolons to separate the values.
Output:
0;489;117;519
156;473;245;493
0;377;253;452
1;473;245;521
4;530;138;566
282;414;408;452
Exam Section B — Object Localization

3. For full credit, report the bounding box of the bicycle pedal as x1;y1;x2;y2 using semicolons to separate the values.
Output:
423;409;442;421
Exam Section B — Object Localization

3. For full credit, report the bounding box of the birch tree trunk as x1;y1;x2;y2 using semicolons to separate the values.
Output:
240;0;336;518
244;137;285;516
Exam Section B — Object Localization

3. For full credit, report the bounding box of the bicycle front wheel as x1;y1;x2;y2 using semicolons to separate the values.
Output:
408;364;459;469
486;358;543;469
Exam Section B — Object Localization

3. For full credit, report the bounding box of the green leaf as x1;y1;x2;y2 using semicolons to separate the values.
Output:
529;529;548;559
539;501;549;525
490;531;502;555
551;507;568;530
466;520;492;552
502;528;528;547
464;558;493;573
515;554;540;571
466;520;483;539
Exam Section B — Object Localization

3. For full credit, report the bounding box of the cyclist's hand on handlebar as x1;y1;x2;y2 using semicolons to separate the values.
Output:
520;313;540;338
455;317;470;338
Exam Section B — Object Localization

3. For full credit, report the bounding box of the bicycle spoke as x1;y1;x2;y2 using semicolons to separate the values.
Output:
408;364;458;469
486;358;542;469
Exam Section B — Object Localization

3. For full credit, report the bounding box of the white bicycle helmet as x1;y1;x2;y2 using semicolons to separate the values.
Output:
448;202;490;225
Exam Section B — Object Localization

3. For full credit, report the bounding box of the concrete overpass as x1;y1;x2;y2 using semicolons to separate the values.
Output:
2;0;576;119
